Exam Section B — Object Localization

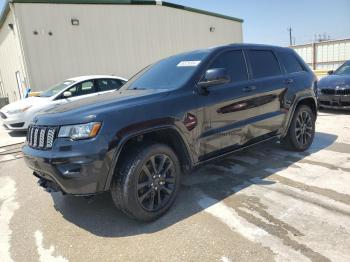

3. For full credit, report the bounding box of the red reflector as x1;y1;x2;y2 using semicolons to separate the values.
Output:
184;113;197;131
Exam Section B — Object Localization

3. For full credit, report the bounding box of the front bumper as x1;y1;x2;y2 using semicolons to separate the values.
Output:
318;94;350;110
22;135;115;195
0;111;30;130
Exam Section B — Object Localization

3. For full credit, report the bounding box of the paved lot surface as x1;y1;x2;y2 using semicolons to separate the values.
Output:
0;126;25;147
1;110;350;262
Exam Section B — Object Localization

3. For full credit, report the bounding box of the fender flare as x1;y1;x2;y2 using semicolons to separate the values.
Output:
103;124;193;190
282;95;317;137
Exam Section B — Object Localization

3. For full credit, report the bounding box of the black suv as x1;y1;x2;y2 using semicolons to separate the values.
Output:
23;44;317;221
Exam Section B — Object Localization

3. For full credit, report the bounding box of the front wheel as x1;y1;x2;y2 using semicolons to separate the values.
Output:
110;143;181;221
282;105;315;151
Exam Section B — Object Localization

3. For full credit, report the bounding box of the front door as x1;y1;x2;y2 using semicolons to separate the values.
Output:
198;49;255;160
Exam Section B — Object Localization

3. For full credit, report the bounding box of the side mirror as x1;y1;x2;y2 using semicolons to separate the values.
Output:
198;68;231;88
327;70;334;75
63;91;72;98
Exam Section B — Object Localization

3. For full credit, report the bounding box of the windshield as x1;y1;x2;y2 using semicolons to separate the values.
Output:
121;50;210;91
334;61;350;76
40;80;75;97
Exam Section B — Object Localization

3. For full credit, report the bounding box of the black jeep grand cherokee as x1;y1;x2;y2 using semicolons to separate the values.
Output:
23;44;317;221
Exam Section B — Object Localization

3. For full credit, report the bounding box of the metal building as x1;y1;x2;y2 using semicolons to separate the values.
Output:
291;39;350;71
0;0;243;103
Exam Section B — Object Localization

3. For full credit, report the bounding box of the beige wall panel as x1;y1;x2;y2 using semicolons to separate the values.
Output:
15;3;243;91
0;9;27;102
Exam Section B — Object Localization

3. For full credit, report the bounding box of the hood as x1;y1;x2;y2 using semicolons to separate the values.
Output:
0;97;50;112
44;89;167;114
318;74;350;88
34;88;170;126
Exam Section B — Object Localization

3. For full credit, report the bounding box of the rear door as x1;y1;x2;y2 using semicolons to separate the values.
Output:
242;48;288;139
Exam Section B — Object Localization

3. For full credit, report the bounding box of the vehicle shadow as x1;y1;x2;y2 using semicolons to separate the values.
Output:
51;131;338;237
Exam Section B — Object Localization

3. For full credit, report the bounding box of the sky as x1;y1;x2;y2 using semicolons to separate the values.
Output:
1;0;349;46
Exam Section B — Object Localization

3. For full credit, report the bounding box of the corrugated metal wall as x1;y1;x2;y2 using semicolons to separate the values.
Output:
14;3;243;92
292;39;350;70
0;9;28;102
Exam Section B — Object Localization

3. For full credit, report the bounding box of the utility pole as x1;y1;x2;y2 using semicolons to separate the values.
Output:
287;27;293;46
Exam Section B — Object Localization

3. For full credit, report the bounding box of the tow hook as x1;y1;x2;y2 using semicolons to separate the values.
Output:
37;178;60;193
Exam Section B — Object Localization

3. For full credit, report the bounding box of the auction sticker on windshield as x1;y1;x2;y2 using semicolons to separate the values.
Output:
177;61;201;67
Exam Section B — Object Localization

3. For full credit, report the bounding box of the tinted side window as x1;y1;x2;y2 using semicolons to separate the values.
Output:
66;80;95;98
66;85;76;95
208;50;248;82
279;52;305;73
248;50;281;78
97;79;123;92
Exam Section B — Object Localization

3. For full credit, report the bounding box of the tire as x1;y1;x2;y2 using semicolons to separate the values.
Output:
110;143;181;221
282;105;315;151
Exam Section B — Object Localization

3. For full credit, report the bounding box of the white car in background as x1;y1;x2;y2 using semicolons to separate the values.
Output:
0;75;127;131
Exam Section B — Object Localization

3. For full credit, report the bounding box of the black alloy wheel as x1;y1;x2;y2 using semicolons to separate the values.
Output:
137;154;176;212
282;105;315;151
110;143;181;221
295;110;314;147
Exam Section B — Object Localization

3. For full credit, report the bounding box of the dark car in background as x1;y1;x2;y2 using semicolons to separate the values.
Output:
318;60;350;109
22;44;317;221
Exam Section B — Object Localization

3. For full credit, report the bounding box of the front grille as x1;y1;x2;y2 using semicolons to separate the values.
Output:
321;88;350;96
321;89;336;95
0;112;7;119
336;88;350;96
27;125;58;150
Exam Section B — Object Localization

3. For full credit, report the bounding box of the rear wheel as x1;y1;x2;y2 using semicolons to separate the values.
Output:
282;105;315;151
110;143;181;221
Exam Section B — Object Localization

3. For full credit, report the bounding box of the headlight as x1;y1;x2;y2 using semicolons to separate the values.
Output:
7;105;32;114
58;122;102;140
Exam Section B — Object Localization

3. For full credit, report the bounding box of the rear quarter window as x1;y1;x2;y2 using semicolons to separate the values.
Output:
278;51;305;73
247;50;281;79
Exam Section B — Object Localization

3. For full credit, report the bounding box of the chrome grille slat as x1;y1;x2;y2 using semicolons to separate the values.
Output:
46;128;56;148
30;126;35;146
39;128;46;148
33;128;39;147
26;125;57;150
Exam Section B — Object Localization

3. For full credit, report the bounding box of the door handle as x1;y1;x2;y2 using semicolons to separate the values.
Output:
242;86;256;92
284;78;294;84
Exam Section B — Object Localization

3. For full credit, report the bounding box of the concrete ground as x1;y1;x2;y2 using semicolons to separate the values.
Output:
0;110;350;262
0;126;25;147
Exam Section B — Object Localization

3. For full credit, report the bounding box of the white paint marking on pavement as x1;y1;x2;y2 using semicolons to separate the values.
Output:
235;177;350;261
35;230;68;262
198;193;310;262
221;256;232;262
265;162;350;195
0;177;19;262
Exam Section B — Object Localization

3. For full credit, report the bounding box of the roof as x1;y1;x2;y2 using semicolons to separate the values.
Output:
0;0;243;29
67;75;128;82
